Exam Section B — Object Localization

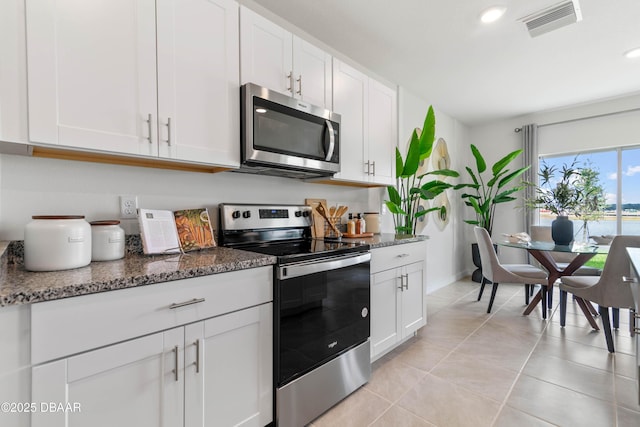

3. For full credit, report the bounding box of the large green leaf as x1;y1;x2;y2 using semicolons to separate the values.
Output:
465;166;479;186
454;183;479;191
402;129;421;177
487;169;509;188
395;147;404;179
497;166;530;188
418;106;435;160
464;219;480;226
471;144;486;173
384;200;406;215
387;185;401;206
493;187;521;204
491;149;523;175
420;169;460;178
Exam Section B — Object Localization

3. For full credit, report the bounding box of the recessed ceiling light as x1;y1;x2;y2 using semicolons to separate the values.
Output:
480;6;507;24
624;47;640;59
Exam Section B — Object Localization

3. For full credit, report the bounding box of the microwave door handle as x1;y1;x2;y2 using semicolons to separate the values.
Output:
324;120;335;161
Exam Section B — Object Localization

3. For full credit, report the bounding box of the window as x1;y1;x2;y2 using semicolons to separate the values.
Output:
538;147;640;237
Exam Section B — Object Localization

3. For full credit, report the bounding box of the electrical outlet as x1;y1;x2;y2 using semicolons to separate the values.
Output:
120;195;138;219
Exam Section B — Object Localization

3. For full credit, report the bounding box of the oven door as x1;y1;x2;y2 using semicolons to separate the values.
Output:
241;83;340;175
275;252;370;387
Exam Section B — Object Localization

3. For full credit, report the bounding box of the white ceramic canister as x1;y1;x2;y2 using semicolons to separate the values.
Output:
24;215;92;271
90;220;125;261
363;212;381;234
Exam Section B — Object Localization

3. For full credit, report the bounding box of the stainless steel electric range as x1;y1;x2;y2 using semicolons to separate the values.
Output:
219;204;371;427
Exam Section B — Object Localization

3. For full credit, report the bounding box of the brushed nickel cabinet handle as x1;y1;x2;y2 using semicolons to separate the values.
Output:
146;113;153;143
168;298;205;309
622;276;636;283
372;161;376;176
403;274;409;290
194;339;200;374
164;117;172;146
364;161;370;175
397;275;404;291
397;253;410;258
172;345;179;382
296;75;302;95
286;71;294;93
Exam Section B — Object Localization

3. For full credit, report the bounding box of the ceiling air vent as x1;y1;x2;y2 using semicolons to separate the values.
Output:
521;0;582;37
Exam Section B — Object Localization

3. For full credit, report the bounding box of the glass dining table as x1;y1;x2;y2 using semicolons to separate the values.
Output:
496;240;607;323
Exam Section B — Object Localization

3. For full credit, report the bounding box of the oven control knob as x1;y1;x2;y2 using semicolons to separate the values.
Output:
231;210;241;219
294;211;302;217
361;307;369;318
302;211;310;217
242;210;251;219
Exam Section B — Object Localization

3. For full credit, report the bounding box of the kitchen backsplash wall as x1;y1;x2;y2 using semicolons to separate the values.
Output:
0;154;381;240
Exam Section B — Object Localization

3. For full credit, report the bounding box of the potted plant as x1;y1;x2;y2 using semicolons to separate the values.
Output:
527;158;581;245
454;145;529;282
385;106;459;236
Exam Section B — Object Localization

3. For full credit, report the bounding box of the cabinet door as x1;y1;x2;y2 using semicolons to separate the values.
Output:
32;329;184;427
332;59;368;182
184;303;273;427
157;0;239;166
401;261;426;339
240;6;293;96
367;79;397;185
293;37;332;109
370;268;401;360
26;0;158;156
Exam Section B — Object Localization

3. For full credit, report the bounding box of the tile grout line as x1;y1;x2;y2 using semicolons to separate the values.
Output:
488;288;557;427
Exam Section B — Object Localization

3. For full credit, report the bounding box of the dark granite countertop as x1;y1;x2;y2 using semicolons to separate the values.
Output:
0;241;276;307
342;233;428;248
0;233;425;308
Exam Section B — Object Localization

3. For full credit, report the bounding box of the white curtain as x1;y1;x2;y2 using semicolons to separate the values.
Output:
522;124;538;234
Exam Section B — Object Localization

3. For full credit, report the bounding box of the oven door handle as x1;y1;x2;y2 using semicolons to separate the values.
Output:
278;252;371;280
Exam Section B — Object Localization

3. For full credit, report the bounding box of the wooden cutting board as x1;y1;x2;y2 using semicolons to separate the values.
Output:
305;198;326;238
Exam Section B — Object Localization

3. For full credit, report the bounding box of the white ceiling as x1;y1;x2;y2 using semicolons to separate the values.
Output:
251;0;640;125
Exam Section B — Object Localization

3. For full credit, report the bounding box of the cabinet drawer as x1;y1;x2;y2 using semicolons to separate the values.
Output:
370;241;426;274
31;266;272;364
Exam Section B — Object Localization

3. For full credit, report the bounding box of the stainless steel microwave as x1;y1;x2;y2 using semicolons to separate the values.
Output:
239;83;340;179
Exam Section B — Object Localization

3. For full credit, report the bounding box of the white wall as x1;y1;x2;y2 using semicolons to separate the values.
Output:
0;154;375;240
395;87;469;293
467;92;640;267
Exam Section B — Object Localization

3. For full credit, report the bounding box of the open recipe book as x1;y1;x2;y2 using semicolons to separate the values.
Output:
138;208;216;255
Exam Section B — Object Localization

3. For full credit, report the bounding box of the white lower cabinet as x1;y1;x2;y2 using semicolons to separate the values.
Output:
30;267;273;427
370;242;427;361
32;303;272;427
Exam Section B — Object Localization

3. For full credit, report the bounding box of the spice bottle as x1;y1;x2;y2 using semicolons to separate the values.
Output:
355;213;365;234
347;213;356;234
358;213;366;234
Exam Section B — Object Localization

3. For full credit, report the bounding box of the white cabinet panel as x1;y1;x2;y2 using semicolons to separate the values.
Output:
185;304;273;427
370;242;427;361
240;6;293;95
240;6;332;109
32;330;183;427
331;58;397;186
26;0;158;155
157;0;240;165
368;79;397;185
333;59;367;182
371;268;401;357
293;37;332;108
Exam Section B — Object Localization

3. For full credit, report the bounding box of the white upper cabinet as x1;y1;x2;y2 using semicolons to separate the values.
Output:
333;59;368;183
332;58;397;186
240;6;332;109
26;0;239;167
156;0;240;165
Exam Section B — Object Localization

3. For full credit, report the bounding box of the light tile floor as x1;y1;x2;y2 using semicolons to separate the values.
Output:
310;278;640;427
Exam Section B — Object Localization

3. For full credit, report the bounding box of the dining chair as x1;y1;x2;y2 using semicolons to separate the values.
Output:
559;235;640;353
474;227;548;313
529;225;601;310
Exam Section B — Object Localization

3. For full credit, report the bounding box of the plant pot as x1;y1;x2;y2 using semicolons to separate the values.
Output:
551;215;573;246
471;242;497;283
